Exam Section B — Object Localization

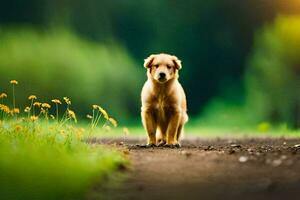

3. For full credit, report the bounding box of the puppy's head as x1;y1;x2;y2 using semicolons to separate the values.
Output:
144;53;182;83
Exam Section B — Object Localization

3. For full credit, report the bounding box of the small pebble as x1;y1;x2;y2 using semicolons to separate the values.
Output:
231;144;242;148
272;159;282;167
294;144;300;148
280;155;287;160
239;156;248;163
205;145;214;151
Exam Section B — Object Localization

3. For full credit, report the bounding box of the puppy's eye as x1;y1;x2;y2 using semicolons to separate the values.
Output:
154;64;159;68
167;65;172;69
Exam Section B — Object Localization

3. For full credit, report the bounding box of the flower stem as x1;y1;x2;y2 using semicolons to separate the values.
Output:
12;85;15;109
56;103;59;122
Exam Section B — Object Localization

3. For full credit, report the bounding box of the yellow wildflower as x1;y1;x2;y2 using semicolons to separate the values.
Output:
28;95;37;100
92;104;99;110
51;99;62;104
86;114;92;119
63;97;71;105
24;106;31;113
41;103;51;109
0;93;7;99
33;102;42;107
108;117;118;127
67;109;77;122
98;106;109;120
30;115;38;122
0;104;10;113
12;108;20;114
10;80;18;85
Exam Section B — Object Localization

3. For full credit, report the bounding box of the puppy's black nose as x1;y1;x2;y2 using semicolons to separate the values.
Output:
159;73;166;79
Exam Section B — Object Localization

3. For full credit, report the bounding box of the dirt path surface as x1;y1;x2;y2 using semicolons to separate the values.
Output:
87;137;300;200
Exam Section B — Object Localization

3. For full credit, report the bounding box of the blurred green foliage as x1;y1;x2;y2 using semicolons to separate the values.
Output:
196;15;300;129
0;0;286;117
0;28;143;122
246;15;300;128
0;1;300;127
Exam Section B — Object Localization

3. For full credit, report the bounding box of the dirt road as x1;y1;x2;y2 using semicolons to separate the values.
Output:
87;137;300;200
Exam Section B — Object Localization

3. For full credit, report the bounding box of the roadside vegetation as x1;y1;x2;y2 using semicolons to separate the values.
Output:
0;80;126;200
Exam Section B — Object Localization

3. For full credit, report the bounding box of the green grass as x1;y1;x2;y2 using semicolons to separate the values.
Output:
0;120;126;200
0;79;128;200
95;123;300;139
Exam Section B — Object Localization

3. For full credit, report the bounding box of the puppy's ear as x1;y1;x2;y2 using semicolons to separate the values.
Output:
172;56;182;70
144;55;155;68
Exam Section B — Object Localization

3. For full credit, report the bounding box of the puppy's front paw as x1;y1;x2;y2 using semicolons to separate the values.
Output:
137;143;156;148
164;143;181;148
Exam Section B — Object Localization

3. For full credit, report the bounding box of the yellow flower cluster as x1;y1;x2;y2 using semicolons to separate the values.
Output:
10;80;18;85
42;103;51;109
0;93;7;99
0;104;10;113
33;102;42;107
0;105;20;114
67;109;77;122
12;108;20;114
24;106;31;113
92;105;109;120
51;99;62;104
28;95;37;100
30;115;38;122
63;97;71;105
1;80;118;133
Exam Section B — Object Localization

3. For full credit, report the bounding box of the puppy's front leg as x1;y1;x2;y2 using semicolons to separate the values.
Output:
166;109;181;145
141;108;157;146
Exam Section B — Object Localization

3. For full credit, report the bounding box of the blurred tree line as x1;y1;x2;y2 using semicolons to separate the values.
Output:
246;15;300;128
0;0;299;127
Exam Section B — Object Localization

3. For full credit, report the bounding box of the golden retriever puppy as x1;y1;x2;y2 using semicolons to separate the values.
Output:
141;53;188;148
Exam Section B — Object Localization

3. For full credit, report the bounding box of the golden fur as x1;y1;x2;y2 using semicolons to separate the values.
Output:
141;53;188;147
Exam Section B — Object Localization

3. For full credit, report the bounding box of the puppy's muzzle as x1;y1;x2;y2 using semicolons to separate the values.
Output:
158;72;166;82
